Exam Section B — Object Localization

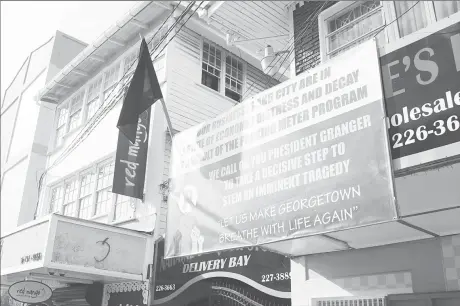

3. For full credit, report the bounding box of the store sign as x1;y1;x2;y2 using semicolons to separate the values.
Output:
8;281;52;304
154;239;290;305
113;109;151;200
165;39;396;258
51;220;146;275
381;21;460;169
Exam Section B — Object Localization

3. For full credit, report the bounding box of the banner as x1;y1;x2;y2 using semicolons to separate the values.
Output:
153;239;290;306
113;108;150;199
381;21;460;170
165;39;396;258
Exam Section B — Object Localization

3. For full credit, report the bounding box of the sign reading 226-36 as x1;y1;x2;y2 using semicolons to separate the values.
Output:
381;21;460;169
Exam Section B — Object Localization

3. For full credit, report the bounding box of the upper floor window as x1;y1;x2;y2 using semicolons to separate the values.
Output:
325;1;386;58
434;1;460;19
124;51;138;74
319;1;460;61
86;77;103;120
68;91;84;132
55;106;68;147
43;157;135;222
201;41;245;102
49;185;63;214
104;64;120;92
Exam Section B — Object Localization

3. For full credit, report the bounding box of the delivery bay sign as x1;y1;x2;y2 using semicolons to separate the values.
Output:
154;239;290;305
165;39;396;258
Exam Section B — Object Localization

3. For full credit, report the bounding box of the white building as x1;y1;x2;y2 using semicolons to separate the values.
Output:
1;1;282;305
2;1;460;306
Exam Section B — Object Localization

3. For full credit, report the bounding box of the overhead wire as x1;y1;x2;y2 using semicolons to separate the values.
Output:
34;1;200;218
56;1;200;164
50;1;195;168
274;0;331;81
240;0;326;101
275;0;422;79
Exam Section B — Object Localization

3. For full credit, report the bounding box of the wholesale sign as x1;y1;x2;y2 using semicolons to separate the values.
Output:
165;39;396;258
153;239;290;306
381;21;460;170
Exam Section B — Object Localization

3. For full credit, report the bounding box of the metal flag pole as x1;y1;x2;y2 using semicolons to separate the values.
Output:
139;32;175;306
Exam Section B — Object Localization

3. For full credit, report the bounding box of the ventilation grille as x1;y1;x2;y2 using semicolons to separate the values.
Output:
313;296;386;306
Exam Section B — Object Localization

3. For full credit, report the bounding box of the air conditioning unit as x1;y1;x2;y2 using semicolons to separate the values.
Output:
312;296;387;306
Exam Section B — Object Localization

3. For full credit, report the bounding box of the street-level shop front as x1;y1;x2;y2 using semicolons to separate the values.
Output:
162;14;460;306
1;214;153;306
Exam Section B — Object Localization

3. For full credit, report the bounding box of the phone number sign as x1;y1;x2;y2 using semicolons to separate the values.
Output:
381;21;460;167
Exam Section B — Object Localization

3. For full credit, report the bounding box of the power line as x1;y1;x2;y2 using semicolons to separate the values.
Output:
280;1;423;79
373;1;420;38
240;0;325;101
274;0;331;81
58;2;199;161
50;2;193;168
34;1;196;218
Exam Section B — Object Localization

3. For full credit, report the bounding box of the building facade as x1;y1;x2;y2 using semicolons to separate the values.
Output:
1;1;460;306
1;31;87;234
287;1;460;305
1;1;282;305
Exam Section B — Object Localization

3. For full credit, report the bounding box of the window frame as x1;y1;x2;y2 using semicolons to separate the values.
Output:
43;155;136;223
67;90;85;133
318;1;459;62
200;39;247;103
318;1;390;61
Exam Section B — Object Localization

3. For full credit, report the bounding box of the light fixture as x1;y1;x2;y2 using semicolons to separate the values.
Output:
261;45;290;76
29;273;94;285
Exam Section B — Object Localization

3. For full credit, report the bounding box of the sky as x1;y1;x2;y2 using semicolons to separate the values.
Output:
1;1;138;101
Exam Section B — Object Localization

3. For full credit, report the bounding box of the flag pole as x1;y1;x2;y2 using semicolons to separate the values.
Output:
140;33;175;139
139;33;174;306
159;98;175;139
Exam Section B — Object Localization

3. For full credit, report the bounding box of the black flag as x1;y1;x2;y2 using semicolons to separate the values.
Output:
117;38;163;143
112;38;162;199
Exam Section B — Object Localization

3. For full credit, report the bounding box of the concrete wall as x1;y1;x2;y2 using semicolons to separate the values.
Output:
1;33;84;234
291;236;459;305
46;31;87;83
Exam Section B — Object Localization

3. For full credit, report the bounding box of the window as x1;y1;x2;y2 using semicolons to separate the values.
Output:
325;1;385;58
114;195;135;221
62;179;77;217
201;41;245;102
318;1;460;61
45;157;135;222
434;1;460;20
78;171;95;219
225;55;244;101
103;64;120;92
202;41;222;92
124;51;138;74
68;91;84;132
394;1;429;38
55;106;68;146
49;186;63;213
95;161;114;216
86;77;102;120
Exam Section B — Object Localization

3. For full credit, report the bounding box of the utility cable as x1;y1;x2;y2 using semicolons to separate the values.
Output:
240;0;325;101
34;1;197;217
